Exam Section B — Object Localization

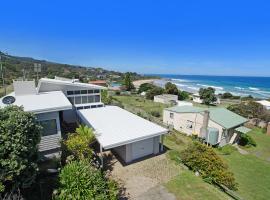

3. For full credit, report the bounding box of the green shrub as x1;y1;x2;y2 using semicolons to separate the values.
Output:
146;87;164;100
0;182;4;193
168;150;181;164
54;160;118;200
0;106;41;190
150;110;161;118
239;134;257;147
138;83;155;93
167;133;185;145
65;125;95;160
180;142;237;190
218;145;237;155
101;90;112;105
178;91;190;100
165;82;179;95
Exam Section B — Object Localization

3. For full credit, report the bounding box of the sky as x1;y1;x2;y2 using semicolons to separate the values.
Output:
1;0;270;76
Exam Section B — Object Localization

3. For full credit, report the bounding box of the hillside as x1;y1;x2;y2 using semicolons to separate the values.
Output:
0;51;146;87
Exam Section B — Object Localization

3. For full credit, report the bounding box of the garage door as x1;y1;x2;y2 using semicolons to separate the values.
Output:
132;138;154;160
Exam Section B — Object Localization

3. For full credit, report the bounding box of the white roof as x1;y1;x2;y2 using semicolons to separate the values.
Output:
155;94;178;99
38;78;107;90
77;106;168;149
0;91;72;113
256;100;270;107
177;101;193;107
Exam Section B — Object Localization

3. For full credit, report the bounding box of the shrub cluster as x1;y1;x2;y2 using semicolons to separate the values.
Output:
150;110;161;118
64;125;96;160
0;106;41;191
146;86;164;100
54;160;118;200
58;125;119;199
180;142;237;190
218;145;237;155
238;134;256;147
228;101;270;122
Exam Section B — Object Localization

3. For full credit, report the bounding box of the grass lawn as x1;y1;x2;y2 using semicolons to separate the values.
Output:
113;95;168;119
164;132;232;200
244;128;270;162
218;149;270;200
166;171;231;200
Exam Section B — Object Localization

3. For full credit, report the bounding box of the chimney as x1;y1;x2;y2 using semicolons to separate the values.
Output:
267;122;270;136
200;110;210;138
13;80;37;96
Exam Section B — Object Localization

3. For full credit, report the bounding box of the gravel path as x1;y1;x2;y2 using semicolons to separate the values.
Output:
109;153;181;199
136;185;176;200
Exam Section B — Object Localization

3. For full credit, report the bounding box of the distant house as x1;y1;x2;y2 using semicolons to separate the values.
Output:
177;101;193;107
154;94;178;104
256;100;270;110
89;80;108;87
192;93;220;105
163;106;250;146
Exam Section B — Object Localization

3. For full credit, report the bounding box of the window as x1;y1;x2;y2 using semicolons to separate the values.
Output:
88;90;93;94
91;105;97;108
94;95;100;102
67;91;74;95
77;106;83;110
81;90;87;94
94;89;99;93
97;104;103;107
170;113;174;119
186;120;193;130
39;119;58;136
68;97;74;104
74;90;80;95
75;96;81;104
88;96;94;103
81;96;88;104
84;106;90;109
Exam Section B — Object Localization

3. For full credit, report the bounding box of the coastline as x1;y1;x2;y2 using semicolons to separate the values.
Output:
147;75;270;99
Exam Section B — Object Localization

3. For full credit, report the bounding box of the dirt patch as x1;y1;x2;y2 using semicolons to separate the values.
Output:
109;153;181;199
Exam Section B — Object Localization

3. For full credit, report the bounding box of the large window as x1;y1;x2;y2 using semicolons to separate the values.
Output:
75;96;81;104
94;95;100;102
40;119;58;136
67;91;74;95
67;89;101;105
88;96;94;103
81;96;88;104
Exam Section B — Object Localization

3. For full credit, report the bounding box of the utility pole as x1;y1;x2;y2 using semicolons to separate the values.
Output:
0;55;6;96
34;63;41;85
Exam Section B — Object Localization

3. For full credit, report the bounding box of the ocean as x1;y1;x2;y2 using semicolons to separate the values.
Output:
149;74;270;99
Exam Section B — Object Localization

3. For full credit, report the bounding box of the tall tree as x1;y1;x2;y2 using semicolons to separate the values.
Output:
123;72;134;91
165;82;179;95
199;87;217;105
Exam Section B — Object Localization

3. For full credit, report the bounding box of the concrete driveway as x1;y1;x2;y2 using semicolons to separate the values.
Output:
107;153;181;199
